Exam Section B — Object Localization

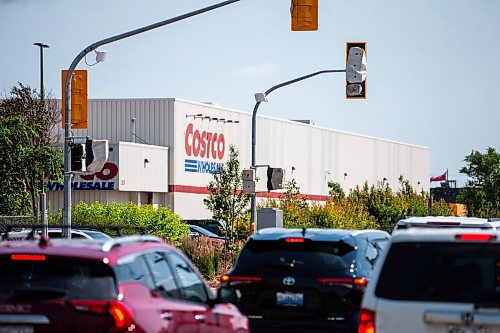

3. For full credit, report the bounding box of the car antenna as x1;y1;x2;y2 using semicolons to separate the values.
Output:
302;227;306;237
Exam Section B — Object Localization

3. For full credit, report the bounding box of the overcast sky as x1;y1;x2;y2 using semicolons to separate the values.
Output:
1;0;499;187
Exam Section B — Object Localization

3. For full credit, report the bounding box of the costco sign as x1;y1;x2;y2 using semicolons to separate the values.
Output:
184;123;225;173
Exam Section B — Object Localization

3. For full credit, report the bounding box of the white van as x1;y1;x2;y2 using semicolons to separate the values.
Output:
359;228;500;333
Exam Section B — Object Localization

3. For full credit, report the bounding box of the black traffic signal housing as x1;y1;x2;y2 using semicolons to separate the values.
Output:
70;143;86;172
70;139;108;174
267;167;285;191
346;42;367;99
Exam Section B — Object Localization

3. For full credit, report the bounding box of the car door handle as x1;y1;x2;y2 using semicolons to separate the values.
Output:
194;314;206;323
161;312;173;321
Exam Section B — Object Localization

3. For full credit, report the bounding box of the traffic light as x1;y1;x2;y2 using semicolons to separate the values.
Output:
242;169;256;194
61;69;88;129
70;143;86;173
346;42;367;99
291;0;318;31
70;139;108;174
85;139;109;174
267;167;285;191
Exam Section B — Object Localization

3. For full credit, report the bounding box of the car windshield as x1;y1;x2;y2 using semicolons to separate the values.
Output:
375;242;500;304
0;255;117;300
235;239;356;276
81;230;113;240
190;225;221;238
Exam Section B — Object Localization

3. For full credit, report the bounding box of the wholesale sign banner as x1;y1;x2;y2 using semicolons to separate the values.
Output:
184;122;225;174
47;162;118;191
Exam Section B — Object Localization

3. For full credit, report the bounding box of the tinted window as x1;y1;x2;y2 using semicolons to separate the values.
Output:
0;255;116;300
365;241;379;264
143;252;181;299
375;242;500;304
167;253;208;303
236;239;356;276
114;255;154;289
189;225;221;238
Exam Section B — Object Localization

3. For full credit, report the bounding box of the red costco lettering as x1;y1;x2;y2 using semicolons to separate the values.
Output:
80;163;118;181
184;123;225;160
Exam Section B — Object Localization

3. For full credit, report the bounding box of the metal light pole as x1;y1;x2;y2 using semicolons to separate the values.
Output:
62;0;240;238
34;42;50;237
250;69;346;232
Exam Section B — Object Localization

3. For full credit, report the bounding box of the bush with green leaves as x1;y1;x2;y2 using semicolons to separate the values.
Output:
48;202;188;242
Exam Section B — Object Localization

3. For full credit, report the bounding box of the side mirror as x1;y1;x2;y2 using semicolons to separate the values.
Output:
216;287;240;304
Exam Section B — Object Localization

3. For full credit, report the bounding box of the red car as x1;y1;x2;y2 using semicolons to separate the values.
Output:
0;235;248;333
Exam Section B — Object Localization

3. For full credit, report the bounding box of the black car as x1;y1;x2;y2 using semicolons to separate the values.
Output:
220;227;390;333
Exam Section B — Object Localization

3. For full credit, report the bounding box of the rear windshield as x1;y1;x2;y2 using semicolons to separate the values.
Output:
375;242;500;304
0;255;117;300
235;239;356;276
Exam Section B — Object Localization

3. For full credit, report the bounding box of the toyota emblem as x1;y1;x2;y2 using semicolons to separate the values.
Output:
282;276;295;286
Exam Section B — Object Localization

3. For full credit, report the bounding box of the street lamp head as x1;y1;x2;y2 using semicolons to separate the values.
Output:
95;49;108;63
254;92;268;103
34;42;50;48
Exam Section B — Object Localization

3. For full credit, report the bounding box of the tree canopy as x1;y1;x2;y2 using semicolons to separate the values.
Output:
204;145;250;243
458;147;499;217
0;83;62;217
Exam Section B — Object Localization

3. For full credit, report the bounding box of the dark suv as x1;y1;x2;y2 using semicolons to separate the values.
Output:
0;235;248;333
220;228;389;333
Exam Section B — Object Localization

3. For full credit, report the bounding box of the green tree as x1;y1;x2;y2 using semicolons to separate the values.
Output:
457;147;499;217
0;116;33;215
278;179;311;228
0;83;62;218
204;145;250;244
327;181;345;203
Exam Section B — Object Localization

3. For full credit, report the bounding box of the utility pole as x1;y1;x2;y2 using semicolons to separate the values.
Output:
250;69;346;232
34;42;50;237
62;0;240;238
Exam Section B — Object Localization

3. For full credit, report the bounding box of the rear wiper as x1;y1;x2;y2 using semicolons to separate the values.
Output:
9;287;67;300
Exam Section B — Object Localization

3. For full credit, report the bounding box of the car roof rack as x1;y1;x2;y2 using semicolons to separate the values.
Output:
102;235;163;252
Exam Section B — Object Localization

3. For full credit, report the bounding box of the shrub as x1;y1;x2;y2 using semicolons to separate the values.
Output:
48;202;188;243
179;237;244;283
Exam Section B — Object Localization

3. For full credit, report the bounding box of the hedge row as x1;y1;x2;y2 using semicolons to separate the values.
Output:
48;201;188;243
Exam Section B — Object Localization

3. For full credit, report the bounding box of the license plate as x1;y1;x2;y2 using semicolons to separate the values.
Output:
276;292;303;306
0;326;34;333
448;327;491;333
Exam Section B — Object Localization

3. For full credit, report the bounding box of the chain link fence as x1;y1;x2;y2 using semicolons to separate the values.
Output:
0;216;35;233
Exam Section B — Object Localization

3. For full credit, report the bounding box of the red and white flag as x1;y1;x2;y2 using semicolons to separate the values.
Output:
430;169;448;182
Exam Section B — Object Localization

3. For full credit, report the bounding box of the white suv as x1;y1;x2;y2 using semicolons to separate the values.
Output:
393;216;500;232
359;228;500;333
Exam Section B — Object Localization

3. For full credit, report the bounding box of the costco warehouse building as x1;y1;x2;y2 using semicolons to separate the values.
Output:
47;98;430;220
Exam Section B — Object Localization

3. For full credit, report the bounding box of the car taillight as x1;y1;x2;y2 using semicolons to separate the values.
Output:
317;277;368;287
284;237;305;243
10;254;46;261
455;234;497;241
69;300;133;332
109;301;133;332
358;308;376;333
219;274;263;285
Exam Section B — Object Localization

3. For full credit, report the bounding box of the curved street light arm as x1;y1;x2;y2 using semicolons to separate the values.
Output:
250;69;347;232
63;0;240;238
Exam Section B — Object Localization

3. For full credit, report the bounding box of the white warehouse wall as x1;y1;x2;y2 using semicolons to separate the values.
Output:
50;98;429;220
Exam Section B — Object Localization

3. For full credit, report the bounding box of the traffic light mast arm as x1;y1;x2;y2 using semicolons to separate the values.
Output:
250;68;346;233
251;69;345;166
62;0;241;239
